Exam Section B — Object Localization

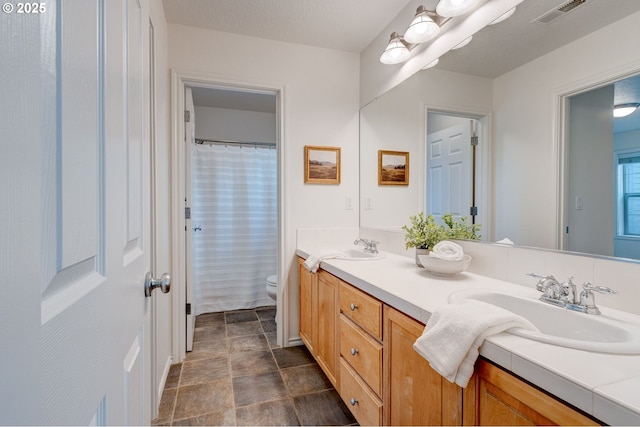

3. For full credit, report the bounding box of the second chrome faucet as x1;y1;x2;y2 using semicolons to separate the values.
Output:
527;273;617;315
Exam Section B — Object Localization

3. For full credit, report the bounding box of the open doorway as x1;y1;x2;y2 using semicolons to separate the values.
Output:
171;72;285;362
562;73;640;259
184;85;278;351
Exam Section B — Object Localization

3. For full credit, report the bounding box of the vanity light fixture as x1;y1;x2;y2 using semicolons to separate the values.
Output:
380;32;411;65
451;35;472;50
614;103;640;118
489;7;516;25
379;0;504;65
404;5;441;44
436;0;484;18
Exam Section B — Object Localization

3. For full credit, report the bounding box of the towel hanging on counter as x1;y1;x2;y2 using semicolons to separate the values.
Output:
413;299;538;388
303;250;346;273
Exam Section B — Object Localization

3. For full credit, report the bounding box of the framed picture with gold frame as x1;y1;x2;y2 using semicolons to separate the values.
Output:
304;145;341;184
378;150;409;185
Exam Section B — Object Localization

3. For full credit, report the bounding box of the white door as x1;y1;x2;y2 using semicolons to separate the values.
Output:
185;87;196;351
1;1;158;424
426;121;473;222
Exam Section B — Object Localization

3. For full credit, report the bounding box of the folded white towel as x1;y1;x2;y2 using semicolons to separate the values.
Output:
429;240;464;261
303;250;345;273
413;300;538;388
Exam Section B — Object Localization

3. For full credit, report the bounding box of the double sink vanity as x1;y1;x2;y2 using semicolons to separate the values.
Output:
296;244;640;426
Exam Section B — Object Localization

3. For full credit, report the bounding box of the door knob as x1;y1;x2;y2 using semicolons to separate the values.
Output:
145;272;171;297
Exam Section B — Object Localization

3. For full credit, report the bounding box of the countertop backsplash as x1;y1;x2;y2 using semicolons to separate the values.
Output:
305;227;640;317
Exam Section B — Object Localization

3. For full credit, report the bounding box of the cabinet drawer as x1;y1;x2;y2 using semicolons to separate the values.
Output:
340;315;382;397
339;357;383;426
339;282;382;341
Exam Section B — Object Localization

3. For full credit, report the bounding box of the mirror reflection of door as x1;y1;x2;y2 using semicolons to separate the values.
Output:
564;73;640;259
426;112;478;225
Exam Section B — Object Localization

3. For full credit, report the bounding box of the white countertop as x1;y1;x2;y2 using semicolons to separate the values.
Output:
297;247;640;425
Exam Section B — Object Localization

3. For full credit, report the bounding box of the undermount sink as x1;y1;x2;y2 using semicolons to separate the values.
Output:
337;248;385;261
448;287;640;354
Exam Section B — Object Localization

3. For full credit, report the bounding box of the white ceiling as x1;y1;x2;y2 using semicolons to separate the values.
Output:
168;0;640;123
162;0;413;53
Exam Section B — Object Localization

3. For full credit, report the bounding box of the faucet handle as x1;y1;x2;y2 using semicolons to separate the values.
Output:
526;272;547;279
582;282;617;295
577;283;617;315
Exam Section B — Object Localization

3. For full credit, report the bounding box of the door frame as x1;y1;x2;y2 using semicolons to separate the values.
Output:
555;62;640;251
170;69;286;361
424;105;491;241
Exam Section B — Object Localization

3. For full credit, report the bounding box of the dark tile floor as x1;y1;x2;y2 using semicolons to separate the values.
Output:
152;307;357;426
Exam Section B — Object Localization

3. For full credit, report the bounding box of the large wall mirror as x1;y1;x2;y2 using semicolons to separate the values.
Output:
360;0;640;260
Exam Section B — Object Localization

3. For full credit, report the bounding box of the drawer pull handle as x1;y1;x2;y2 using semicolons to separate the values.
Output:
350;397;358;406
350;348;359;356
350;303;358;311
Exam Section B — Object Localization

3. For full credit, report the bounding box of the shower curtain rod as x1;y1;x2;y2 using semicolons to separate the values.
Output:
195;138;276;148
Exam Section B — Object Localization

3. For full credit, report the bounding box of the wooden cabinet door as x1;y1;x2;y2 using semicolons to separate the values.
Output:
466;360;599;426
317;270;340;387
383;306;464;426
298;257;315;353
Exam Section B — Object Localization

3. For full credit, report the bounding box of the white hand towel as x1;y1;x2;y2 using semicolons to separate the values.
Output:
429;240;464;261
303;250;345;273
413;300;538;388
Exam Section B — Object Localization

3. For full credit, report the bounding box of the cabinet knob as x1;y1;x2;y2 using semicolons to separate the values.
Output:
350;348;359;356
349;303;358;311
350;397;358;406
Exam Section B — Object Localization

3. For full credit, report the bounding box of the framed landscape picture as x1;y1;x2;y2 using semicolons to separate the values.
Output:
378;150;409;185
304;146;341;184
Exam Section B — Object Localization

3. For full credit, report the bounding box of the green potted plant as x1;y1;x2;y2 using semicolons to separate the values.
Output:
402;212;481;266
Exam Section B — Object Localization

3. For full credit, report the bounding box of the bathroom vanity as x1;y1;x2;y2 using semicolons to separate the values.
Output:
297;249;640;426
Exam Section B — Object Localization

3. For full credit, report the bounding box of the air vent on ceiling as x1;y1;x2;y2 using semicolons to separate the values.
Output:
533;0;587;24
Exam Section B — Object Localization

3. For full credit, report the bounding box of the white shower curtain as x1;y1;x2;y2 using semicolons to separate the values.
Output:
191;142;277;314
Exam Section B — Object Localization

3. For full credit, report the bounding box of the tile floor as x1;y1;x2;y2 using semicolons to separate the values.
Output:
152;307;357;426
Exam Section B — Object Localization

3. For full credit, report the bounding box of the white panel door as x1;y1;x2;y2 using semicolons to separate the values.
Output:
427;121;472;222
184;87;196;352
1;0;154;424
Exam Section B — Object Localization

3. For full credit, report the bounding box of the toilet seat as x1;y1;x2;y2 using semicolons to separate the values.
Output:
267;275;277;286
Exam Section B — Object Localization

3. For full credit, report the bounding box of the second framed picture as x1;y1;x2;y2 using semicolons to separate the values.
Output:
378;150;409;185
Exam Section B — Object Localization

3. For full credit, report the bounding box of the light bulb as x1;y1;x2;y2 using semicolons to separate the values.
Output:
404;6;440;44
436;0;482;17
380;32;411;65
614;103;639;118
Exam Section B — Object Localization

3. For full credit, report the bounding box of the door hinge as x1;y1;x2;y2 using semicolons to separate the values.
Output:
470;136;479;146
186;303;191;315
185;207;191;219
470;206;478;216
184;110;191;123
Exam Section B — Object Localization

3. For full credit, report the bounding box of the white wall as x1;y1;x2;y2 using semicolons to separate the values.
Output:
168;24;360;344
492;10;640;250
566;86;614;256
194;106;276;143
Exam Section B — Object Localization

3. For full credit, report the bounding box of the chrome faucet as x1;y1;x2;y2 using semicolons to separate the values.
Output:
527;273;616;315
528;273;564;307
354;238;379;254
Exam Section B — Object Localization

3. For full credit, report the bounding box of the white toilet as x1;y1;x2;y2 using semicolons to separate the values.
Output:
266;275;278;301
